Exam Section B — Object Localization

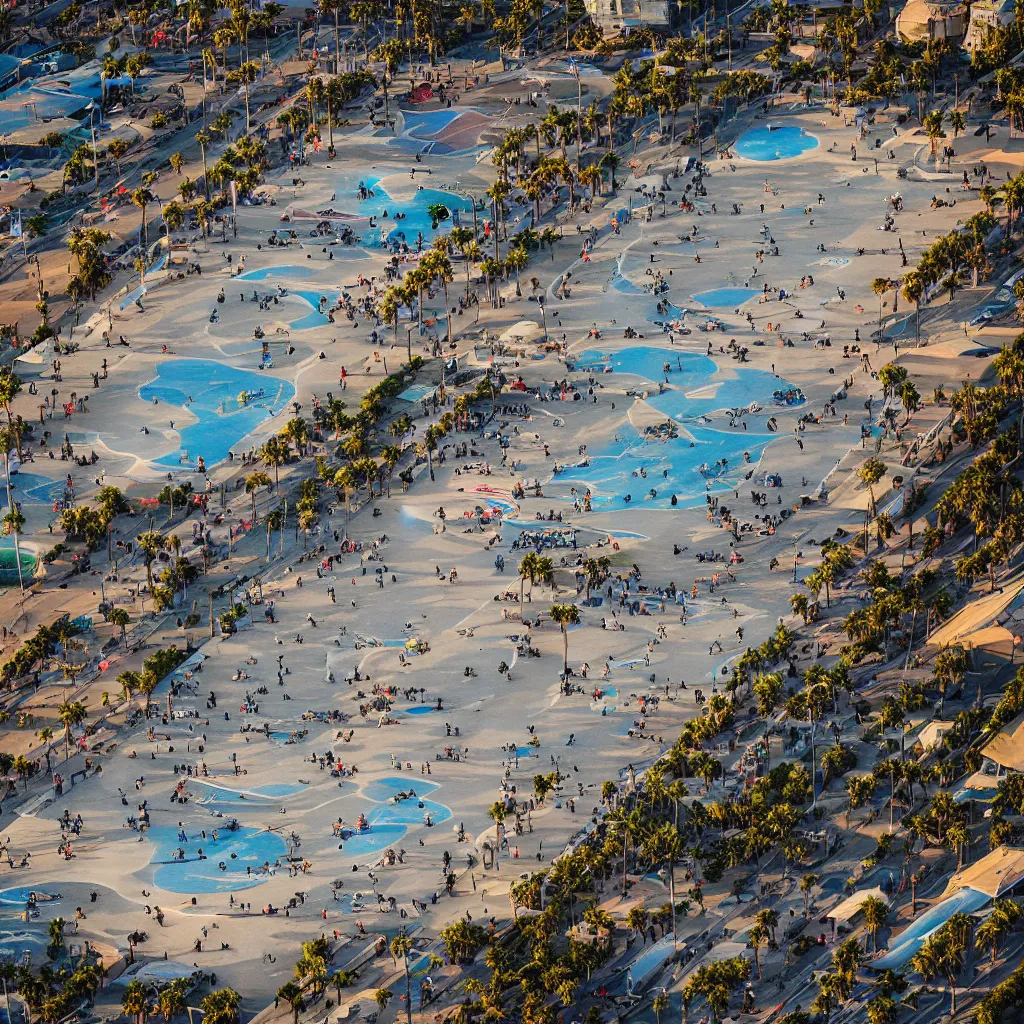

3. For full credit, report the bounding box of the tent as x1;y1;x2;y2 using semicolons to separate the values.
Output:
916;720;955;751
826;887;889;926
941;845;1024;900
927;581;1024;648
981;712;1024;772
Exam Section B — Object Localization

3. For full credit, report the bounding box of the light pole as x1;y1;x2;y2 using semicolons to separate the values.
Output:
538;293;548;345
85;102;99;191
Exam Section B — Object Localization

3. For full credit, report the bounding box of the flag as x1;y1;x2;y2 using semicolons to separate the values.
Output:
230;179;238;215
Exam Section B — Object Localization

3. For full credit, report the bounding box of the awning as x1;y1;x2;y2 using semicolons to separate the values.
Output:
928;581;1024;648
826;886;889;924
982;712;1024;772
942;845;1024;900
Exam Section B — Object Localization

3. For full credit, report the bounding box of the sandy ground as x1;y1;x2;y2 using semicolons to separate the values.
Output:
0;89;1010;1011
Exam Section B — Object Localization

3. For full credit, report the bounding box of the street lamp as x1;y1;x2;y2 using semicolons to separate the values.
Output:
538;293;548;345
84;102;99;191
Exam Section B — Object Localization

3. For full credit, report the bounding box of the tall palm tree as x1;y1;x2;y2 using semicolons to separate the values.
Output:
260;436;288;488
244;471;272;520
0;370;23;458
121;980;148;1024
36;727;55;772
549;603;580;682
910;913;970;1017
975;899;1022;963
57;699;87;759
109;607;131;647
194;129;212;199
136;531;167;592
860;894;888;952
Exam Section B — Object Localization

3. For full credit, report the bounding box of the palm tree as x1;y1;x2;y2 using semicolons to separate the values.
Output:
107;137;130;177
923;110;947;162
626;905;650;944
121;980;148;1024
244;471;272;521
118;670;142;702
947;819;969;870
934;645;968;711
12;755;30;791
260;436;288;488
871;277;890;339
517;552;546;613
276;984;302;1024
0;370;22;457
652;991;669;1024
194;129;212;199
136;531;167;592
373;989;393;1015
331;971;359;1005
858;456;887;516
131;187;151;251
900;271;925;345
57;700;87;759
158;979;187;1023
109;607;131;647
549;603;581;682
911;913;970;1017
748;921;768;978
860;894;888;952
36;727;55;773
975;898;1022;963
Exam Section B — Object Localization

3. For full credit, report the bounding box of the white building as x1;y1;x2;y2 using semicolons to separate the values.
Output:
895;0;966;42
583;0;670;35
964;0;1016;50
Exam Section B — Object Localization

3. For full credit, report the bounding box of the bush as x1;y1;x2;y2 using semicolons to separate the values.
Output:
42;544;65;564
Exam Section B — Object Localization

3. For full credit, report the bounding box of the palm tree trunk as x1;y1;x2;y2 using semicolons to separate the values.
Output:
669;861;676;947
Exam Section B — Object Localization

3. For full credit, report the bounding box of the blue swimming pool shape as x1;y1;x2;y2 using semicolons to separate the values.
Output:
336;822;408;861
558;346;803;508
693;288;760;308
147;824;289;894
9;473;63;503
138;359;295;469
288;289;341;330
361;776;440;802
370;798;451;827
238;266;319;282
735;125;818;161
329;173;474;246
0;886;60;905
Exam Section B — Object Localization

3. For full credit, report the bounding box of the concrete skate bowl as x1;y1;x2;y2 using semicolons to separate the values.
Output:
734;125;819;161
390;108;493;154
144;824;289;894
